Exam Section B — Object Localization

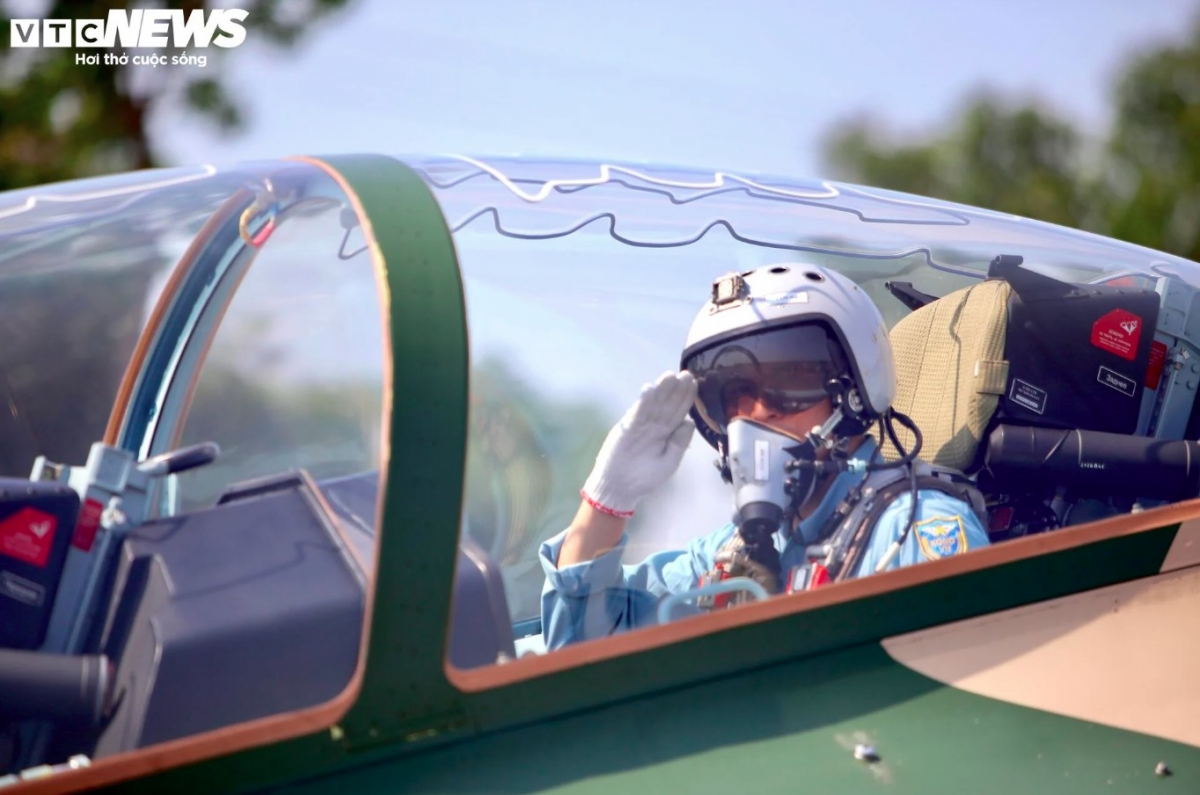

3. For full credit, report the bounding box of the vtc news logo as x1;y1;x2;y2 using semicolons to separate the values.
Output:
9;9;248;49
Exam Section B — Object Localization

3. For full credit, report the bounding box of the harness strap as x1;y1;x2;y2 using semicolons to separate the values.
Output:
827;467;985;581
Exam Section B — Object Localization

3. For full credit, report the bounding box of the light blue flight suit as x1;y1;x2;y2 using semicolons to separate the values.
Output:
539;437;990;650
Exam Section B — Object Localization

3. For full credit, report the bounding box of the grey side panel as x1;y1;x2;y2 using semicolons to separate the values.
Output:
95;473;364;754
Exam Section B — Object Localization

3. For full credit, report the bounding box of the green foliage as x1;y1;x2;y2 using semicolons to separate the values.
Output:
823;15;1200;261
0;0;352;190
466;355;611;618
175;362;383;511
1106;20;1200;259
824;93;1093;230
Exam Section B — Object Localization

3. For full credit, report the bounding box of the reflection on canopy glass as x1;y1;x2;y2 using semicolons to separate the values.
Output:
0;166;242;479
0;161;383;777
425;156;1200;670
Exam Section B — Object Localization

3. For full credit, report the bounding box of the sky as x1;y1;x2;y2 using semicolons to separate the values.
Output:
153;0;1200;179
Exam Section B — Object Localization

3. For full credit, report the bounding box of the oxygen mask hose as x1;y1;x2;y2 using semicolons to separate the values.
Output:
735;519;784;594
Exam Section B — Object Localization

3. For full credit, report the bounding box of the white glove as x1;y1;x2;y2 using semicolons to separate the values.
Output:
582;371;697;517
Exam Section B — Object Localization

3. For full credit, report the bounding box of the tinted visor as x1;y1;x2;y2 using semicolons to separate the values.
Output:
683;323;845;435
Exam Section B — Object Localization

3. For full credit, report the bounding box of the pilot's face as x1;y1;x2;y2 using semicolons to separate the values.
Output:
725;392;835;440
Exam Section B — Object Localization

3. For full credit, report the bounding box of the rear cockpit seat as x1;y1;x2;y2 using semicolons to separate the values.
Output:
881;255;1200;541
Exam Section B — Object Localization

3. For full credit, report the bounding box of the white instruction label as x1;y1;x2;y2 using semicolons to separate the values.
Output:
1008;378;1048;415
0;570;44;607
754;440;770;481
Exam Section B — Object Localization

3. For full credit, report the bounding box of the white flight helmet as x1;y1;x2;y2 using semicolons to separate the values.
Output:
680;263;896;450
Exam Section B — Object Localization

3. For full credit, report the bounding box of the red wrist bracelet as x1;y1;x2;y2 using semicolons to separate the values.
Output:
580;489;635;519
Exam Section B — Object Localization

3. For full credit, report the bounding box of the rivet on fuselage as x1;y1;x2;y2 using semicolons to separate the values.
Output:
854;744;880;763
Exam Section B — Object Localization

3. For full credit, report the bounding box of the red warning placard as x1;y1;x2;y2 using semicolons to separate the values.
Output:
1091;309;1143;361
72;498;103;552
1146;340;1168;390
0;507;58;568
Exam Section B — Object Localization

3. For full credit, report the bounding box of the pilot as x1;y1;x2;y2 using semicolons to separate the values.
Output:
539;264;990;649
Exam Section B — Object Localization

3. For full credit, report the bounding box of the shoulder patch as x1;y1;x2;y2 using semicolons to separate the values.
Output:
914;515;968;560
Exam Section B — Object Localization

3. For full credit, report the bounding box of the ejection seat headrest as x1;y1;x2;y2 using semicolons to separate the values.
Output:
882;278;1012;471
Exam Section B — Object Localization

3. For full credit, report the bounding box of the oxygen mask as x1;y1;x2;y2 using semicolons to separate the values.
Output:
727;418;816;538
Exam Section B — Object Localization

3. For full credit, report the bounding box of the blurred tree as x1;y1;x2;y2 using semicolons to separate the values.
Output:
823;15;1200;260
1106;20;1200;260
824;93;1095;230
0;0;353;190
466;356;611;619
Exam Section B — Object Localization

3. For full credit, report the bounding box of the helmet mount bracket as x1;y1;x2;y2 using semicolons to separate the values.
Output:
710;272;749;312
